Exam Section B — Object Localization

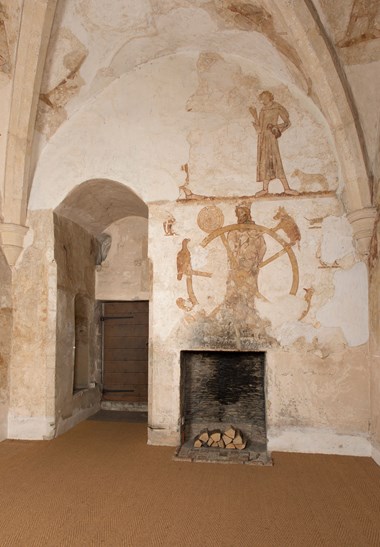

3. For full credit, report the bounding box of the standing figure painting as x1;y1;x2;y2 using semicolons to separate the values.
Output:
250;91;298;197
225;205;266;318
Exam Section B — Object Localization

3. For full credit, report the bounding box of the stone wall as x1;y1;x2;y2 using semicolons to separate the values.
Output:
8;210;57;439
22;2;376;456
0;249;11;439
54;214;101;435
369;214;380;463
148;196;370;455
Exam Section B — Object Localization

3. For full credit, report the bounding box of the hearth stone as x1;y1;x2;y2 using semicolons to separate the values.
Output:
174;439;272;465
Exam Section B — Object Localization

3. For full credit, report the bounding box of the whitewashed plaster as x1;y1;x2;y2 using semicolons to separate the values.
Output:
37;0;295;131
373;444;380;466
96;216;149;301
27;44;371;454
317;262;369;347
268;427;371;457
320;215;355;265
7;414;55;440
30;52;338;210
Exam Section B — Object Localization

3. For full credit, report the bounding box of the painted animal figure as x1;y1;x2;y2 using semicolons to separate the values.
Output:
292;169;329;192
178;163;204;200
273;207;301;249
177;238;191;280
299;287;315;321
163;215;176;236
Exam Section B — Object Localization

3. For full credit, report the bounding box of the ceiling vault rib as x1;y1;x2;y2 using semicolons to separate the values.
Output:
305;0;373;202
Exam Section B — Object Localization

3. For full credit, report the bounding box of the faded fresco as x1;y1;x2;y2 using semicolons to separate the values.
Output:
175;202;302;348
179;52;337;202
216;2;312;94
37;28;88;138
319;0;380;64
337;0;380;48
22;0;373;451
249;91;298;197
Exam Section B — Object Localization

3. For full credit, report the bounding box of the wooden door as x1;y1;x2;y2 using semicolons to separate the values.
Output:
102;301;148;403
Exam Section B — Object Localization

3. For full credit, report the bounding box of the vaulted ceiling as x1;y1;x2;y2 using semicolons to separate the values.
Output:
0;0;379;265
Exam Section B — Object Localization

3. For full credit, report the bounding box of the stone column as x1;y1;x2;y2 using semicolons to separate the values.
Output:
0;223;28;267
347;207;378;259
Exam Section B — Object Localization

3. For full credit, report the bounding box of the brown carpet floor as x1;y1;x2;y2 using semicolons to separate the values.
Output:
0;420;379;547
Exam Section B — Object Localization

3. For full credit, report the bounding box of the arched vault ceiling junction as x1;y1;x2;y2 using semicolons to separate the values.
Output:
0;0;377;265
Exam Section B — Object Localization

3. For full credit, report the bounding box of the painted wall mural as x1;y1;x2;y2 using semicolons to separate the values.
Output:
337;0;380;48
158;55;347;350
249;91;298;197
171;78;338;349
176;203;300;346
219;2;312;94
163;214;177;236
179;57;338;202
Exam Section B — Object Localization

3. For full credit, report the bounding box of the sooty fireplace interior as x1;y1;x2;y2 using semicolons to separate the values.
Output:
177;351;269;464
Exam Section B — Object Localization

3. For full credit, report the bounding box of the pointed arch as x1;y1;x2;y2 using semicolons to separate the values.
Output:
270;0;372;212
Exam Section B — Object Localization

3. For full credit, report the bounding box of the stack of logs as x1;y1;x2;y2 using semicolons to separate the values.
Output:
193;426;247;450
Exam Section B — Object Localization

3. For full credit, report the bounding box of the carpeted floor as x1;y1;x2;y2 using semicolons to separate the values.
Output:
0;419;379;546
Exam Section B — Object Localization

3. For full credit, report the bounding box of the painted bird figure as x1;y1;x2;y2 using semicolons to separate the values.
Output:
177;238;192;280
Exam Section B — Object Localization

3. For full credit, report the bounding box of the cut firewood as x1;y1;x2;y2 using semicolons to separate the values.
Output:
192;426;248;451
233;434;243;445
224;426;236;440
198;429;209;443
222;434;232;445
210;431;222;442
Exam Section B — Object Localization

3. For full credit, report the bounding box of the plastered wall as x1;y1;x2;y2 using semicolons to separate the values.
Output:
96;216;149;301
54;214;101;435
26;47;372;454
148;196;370;454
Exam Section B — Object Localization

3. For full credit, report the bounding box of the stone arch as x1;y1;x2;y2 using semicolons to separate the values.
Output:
54;178;148;235
53;177;149;435
263;0;376;254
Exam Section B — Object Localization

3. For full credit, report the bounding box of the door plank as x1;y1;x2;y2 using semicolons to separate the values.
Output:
102;301;149;403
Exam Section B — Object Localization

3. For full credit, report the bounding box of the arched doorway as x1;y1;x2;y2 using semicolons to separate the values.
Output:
54;179;149;432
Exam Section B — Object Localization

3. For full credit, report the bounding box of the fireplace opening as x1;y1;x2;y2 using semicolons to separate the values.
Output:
178;351;269;464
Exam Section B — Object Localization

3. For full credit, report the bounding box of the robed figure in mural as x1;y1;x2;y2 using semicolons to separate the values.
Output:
225;205;267;319
250;91;298;197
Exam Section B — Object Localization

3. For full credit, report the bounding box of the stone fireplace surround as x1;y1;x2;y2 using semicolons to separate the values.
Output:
177;350;270;464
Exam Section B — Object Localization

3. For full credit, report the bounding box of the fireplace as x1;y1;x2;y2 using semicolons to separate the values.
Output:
177;351;269;464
